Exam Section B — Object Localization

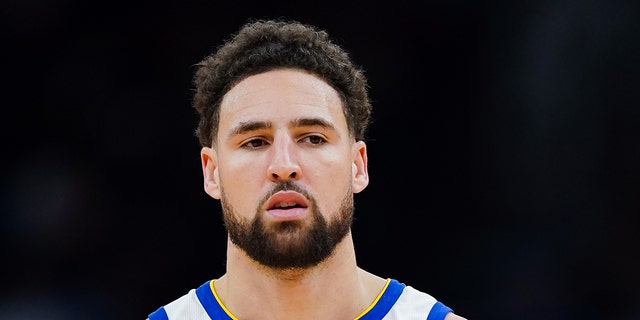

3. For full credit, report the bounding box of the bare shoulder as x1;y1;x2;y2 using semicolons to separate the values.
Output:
445;312;468;320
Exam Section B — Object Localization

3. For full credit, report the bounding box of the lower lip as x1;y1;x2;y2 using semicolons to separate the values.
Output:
267;208;307;221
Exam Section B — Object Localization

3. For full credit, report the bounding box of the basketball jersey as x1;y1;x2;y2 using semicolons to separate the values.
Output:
148;278;454;320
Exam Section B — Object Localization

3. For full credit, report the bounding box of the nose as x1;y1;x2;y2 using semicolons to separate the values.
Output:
268;134;301;182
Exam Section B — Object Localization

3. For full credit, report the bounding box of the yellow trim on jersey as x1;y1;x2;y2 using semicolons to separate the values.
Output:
354;278;392;319
209;277;392;320
210;280;239;320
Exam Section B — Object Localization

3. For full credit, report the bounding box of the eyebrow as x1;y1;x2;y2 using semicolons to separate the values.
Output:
228;117;336;137
293;117;335;131
229;121;272;136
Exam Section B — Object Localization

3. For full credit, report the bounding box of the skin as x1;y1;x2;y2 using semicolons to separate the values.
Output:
148;69;466;319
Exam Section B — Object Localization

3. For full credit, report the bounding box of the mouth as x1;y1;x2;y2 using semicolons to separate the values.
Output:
265;191;309;220
272;201;305;209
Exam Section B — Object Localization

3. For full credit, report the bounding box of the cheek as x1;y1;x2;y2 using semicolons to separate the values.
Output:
309;162;353;206
218;158;264;212
219;151;262;180
310;151;352;181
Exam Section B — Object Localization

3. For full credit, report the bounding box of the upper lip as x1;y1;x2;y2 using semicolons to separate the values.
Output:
265;191;309;210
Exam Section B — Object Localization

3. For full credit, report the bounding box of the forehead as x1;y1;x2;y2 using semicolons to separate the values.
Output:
219;69;346;127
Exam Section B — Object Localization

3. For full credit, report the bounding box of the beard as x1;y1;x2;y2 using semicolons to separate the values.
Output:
220;181;354;270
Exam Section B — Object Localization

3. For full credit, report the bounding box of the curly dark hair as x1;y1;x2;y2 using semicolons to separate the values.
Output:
192;18;373;147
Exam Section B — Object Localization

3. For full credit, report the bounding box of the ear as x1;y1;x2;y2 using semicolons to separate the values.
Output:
201;147;221;199
351;141;369;193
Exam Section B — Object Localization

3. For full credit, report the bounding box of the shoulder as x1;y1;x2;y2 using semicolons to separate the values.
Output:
398;284;467;320
148;281;214;320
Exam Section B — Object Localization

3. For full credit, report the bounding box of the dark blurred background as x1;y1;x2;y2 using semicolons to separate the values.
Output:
2;0;639;319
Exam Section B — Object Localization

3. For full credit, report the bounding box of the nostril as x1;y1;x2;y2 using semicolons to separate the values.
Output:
271;171;298;181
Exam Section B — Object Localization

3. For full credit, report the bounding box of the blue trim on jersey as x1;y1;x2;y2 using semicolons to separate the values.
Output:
196;280;233;319
147;306;168;320
149;278;454;320
427;301;453;320
358;279;405;320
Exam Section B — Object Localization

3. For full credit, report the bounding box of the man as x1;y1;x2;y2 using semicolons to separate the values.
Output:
147;18;467;320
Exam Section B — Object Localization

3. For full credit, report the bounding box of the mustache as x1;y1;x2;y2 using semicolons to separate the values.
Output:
269;181;307;196
260;181;313;206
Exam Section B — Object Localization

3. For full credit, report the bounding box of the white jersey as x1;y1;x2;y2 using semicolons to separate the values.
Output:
148;278;454;320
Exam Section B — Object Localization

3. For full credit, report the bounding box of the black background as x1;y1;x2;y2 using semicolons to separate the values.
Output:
2;1;639;319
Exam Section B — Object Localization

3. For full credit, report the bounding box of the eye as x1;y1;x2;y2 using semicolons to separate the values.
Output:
241;138;270;149
301;134;327;145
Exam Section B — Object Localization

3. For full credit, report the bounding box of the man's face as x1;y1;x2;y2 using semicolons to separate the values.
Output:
200;68;369;269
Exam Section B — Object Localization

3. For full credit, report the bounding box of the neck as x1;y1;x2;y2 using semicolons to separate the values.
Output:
215;233;386;320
